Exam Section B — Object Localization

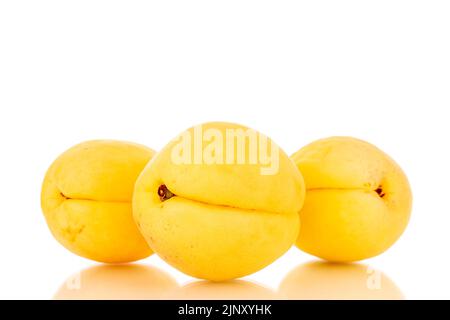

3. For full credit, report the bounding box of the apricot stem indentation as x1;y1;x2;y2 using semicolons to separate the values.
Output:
375;186;386;198
158;184;175;201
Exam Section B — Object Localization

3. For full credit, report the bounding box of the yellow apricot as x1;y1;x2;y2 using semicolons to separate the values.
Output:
133;122;305;281
292;137;412;262
41;140;154;263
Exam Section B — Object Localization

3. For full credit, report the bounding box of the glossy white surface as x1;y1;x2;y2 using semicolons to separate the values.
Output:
0;1;449;299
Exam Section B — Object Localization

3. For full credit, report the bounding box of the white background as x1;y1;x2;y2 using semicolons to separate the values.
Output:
1;1;449;299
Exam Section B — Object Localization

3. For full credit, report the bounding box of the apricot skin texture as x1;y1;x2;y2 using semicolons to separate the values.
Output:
41;140;155;263
133;122;305;281
291;137;412;262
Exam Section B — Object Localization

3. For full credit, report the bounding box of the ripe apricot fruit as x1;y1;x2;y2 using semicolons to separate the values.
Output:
291;137;412;262
41;140;154;263
133;122;305;280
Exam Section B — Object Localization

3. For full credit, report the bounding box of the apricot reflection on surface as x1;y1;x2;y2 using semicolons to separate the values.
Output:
173;280;277;300
279;261;403;300
54;264;178;300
